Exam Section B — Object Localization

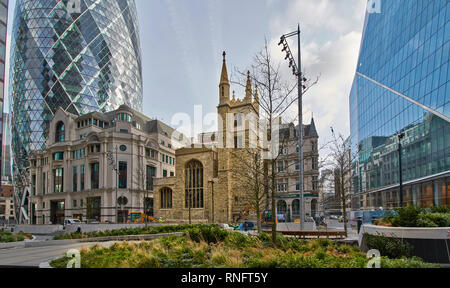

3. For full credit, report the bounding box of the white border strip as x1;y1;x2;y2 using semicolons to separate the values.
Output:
356;72;450;123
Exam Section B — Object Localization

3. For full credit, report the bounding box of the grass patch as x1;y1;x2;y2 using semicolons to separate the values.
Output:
51;225;439;268
0;231;33;243
53;224;206;240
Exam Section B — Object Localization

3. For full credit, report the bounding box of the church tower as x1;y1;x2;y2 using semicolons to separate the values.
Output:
219;51;230;105
215;51;261;223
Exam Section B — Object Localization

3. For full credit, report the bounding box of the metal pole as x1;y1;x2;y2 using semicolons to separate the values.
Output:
211;180;215;223
297;24;305;232
115;146;118;224
398;133;405;208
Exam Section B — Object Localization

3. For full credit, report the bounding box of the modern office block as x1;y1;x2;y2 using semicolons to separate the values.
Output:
350;0;449;210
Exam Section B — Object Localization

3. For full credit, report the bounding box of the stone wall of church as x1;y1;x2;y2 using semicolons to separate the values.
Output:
154;148;220;223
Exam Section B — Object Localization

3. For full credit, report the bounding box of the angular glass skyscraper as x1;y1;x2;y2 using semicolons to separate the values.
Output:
0;0;8;183
350;0;449;210
9;0;142;222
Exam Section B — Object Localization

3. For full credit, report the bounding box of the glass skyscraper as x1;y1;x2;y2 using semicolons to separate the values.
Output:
350;0;449;210
9;0;142;222
0;0;8;183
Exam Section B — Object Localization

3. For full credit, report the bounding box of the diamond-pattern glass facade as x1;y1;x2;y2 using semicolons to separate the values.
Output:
350;0;449;209
0;0;8;181
9;0;142;172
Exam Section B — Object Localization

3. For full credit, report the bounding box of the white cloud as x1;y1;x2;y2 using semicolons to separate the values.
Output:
267;0;367;154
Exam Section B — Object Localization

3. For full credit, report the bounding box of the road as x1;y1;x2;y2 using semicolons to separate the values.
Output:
0;242;115;268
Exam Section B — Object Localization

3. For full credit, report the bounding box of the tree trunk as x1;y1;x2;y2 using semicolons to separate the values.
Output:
256;202;262;234
271;159;277;245
341;175;348;237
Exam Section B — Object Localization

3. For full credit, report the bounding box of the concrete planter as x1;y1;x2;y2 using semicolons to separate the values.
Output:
16;225;64;235
359;225;450;264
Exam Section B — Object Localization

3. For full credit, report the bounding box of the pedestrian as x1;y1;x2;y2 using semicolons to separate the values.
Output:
357;217;363;234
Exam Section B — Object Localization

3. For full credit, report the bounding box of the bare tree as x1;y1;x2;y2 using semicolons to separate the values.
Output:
230;150;266;233
320;130;353;237
231;39;318;245
132;166;153;227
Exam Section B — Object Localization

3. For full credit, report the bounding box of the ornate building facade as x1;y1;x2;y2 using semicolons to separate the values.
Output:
275;121;320;220
29;105;178;225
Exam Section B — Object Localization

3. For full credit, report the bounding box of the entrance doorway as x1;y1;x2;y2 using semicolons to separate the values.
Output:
50;200;65;224
118;210;129;223
87;197;101;222
145;198;154;217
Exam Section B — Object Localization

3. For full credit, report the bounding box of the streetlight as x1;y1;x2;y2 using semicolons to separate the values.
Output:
107;146;119;223
398;132;405;208
145;175;154;228
278;24;307;231
208;179;216;223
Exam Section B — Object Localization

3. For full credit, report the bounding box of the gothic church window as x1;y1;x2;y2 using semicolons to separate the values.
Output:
185;160;204;209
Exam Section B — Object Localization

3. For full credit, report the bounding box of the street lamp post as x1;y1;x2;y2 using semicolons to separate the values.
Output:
145;175;154;228
107;146;119;223
279;24;307;231
209;179;215;223
115;146;119;223
398;132;405;208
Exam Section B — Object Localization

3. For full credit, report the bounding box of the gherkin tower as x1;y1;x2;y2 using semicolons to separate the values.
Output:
9;0;143;222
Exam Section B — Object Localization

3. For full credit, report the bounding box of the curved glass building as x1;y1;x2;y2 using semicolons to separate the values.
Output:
9;0;142;221
350;0;449;210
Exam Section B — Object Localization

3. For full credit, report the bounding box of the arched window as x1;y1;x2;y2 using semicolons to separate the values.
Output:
277;200;287;215
55;122;65;143
185;160;204;209
311;199;318;217
292;200;300;215
160;188;173;209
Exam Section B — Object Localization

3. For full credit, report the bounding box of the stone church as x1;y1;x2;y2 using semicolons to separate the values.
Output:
154;52;261;224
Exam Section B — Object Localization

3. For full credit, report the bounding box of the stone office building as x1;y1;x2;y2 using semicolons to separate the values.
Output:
275;121;320;220
29;105;180;225
0;185;14;222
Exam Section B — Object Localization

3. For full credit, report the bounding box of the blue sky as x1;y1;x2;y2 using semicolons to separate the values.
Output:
5;0;368;149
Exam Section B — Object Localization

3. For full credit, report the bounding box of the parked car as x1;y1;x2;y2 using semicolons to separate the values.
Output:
63;219;82;232
64;219;82;226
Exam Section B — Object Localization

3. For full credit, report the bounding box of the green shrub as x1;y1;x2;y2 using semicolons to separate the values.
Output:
380;206;450;228
391;206;425;227
364;233;413;259
381;257;440;268
185;224;229;243
225;231;260;248
54;224;207;240
430;206;450;214
416;212;450;228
